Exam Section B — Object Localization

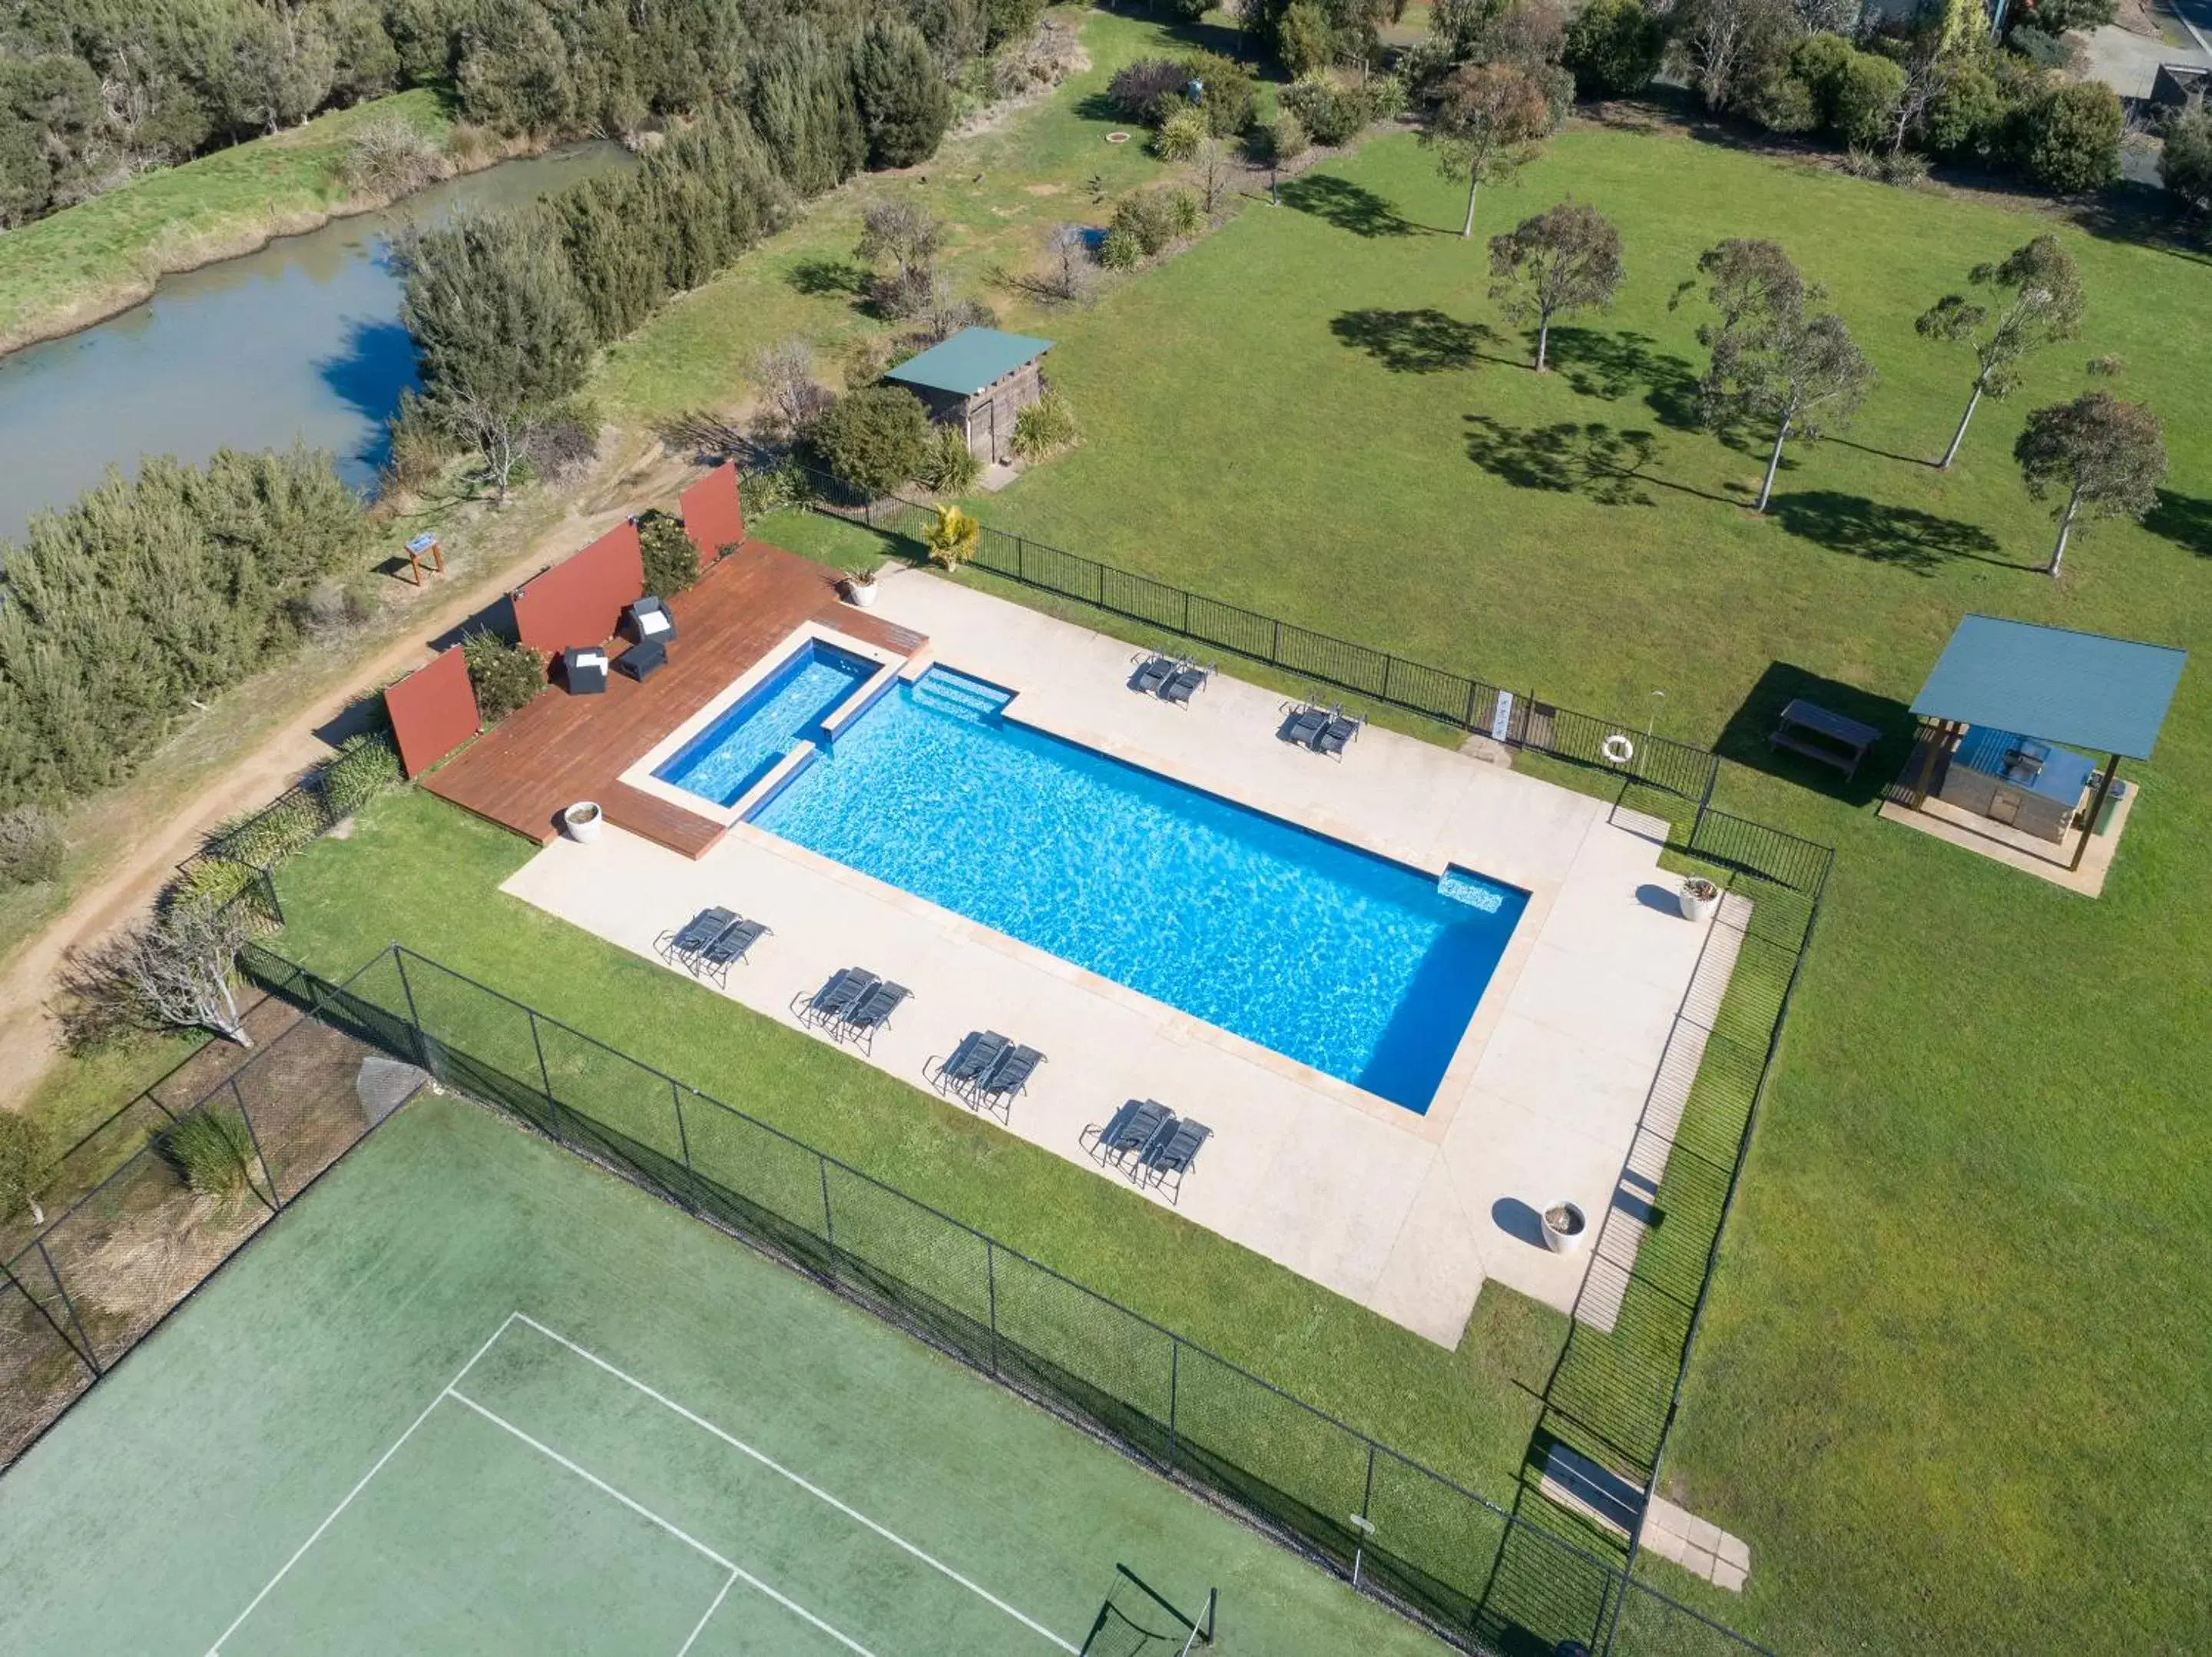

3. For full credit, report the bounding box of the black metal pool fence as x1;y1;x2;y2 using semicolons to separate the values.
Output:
764;465;1727;810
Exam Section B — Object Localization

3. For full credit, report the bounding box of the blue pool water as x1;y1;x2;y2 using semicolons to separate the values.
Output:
657;641;875;807
753;667;1528;1112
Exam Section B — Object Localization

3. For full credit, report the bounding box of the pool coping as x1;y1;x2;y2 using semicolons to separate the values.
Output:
614;621;911;831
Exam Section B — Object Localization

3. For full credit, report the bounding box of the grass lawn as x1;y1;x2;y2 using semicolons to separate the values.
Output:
244;24;2209;1651
0;88;452;353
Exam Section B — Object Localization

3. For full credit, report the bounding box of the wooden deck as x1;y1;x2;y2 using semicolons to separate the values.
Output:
426;543;924;855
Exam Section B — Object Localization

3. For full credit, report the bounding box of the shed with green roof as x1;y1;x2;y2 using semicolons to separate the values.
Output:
884;327;1054;465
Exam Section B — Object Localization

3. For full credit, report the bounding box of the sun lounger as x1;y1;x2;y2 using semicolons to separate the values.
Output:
656;906;737;965
795;967;878;1029
1138;1119;1211;1203
973;1044;1045;1114
1161;663;1210;706
929;1030;1010;1097
693;916;769;986
1315;710;1364;758
1131;655;1176;695
1281;704;1328;748
840;978;911;1050
1084;1100;1174;1172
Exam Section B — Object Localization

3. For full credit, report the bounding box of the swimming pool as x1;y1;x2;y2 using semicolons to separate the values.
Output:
753;667;1527;1112
655;640;875;808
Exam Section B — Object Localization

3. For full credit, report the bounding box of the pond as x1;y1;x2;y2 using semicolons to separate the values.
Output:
0;142;631;543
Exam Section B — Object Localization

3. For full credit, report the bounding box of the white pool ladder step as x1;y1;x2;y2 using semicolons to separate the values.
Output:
910;666;1014;722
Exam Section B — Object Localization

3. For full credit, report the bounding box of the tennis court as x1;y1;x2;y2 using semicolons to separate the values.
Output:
0;1091;1440;1656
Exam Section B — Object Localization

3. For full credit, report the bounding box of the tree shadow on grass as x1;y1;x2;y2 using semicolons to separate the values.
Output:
2144;488;2212;557
1463;416;1675;506
1542;326;1704;431
787;256;869;299
1332;308;1503;372
1280;174;1425;237
1767;490;2024;574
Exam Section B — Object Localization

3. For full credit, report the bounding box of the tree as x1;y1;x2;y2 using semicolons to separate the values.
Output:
0;1113;51;1226
1694;241;1873;511
462;632;548;723
403;209;594;503
2022;81;2121;195
1668;0;1798;113
1873;29;1952;156
752;340;834;441
856;200;945;316
637;511;700;596
922;502;982;567
1488;201;1624;370
1279;1;1339;76
2162;104;2212;217
853;17;952;169
1916;234;2084;468
1421;62;1557;239
2013;392;2165;576
61;899;260;1050
1562;0;1667;98
811;385;932;496
1190;136;1237;220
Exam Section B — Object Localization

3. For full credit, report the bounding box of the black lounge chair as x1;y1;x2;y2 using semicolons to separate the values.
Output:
1139;1119;1211;1203
656;906;737;965
1131;655;1176;695
693;916;769;986
1315;709;1365;758
1280;703;1328;748
1084;1100;1174;1173
1161;663;1210;706
928;1030;1009;1097
973;1044;1045;1115
795;967;877;1030
840;979;911;1050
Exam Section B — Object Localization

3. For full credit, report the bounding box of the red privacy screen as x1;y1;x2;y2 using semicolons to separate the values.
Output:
384;647;479;778
680;462;746;564
513;521;644;658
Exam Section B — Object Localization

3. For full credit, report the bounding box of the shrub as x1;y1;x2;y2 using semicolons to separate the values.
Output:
636;510;700;596
0;1113;50;1225
1759;35;1905;147
1829;51;1908;149
1562;0;1666;98
985;0;1046;49
1279;0;1337;78
1925;60;2013;160
921;424;984;494
742;457;818;514
810;384;932;495
2163;104;2212;216
462;633;548;725
1108;58;1188;124
1111;187;1200;258
1251;110;1310;169
1097;227;1141;270
1182;50;1257;137
1843;146;1931;186
0;805;65;888
343;111;449;197
2006;24;2071;71
157;1110;257;1202
1280;74;1404;147
1154;107;1209;162
922;502;983;567
853;18;953;168
1012;390;1078;461
2022;80;2121;193
323;732;403;816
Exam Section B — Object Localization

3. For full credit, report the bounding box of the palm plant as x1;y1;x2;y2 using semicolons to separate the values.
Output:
923;504;982;570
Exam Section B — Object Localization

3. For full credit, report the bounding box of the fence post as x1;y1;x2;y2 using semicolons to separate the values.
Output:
1167;1338;1180;1472
669;1079;696;1197
258;866;285;928
818;1156;836;1256
227;1077;283;1215
1270;617;1281;666
35;1239;101;1377
527;1010;565;1142
392;946;435;1079
985;1240;1000;1378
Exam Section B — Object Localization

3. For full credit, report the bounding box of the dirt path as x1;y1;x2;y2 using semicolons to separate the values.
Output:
0;436;704;1112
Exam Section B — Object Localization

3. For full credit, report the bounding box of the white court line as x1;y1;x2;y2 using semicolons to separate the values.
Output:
204;1312;521;1657
512;1311;1079;1655
447;1388;876;1657
676;1571;741;1657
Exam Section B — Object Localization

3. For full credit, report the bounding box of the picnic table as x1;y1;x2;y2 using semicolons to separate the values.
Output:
1770;698;1881;779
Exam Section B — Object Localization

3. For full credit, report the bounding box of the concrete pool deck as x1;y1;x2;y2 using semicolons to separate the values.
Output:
501;567;1740;1347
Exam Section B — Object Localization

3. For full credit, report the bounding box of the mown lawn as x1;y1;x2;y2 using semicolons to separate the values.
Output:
0;87;452;352
266;25;2209;1651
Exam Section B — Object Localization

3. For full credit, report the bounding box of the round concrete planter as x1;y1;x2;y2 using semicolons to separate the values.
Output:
845;575;880;609
562;801;604;843
1542;1202;1588;1255
1679;876;1720;921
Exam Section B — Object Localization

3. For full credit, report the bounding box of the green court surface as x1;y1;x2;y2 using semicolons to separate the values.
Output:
0;1091;1441;1656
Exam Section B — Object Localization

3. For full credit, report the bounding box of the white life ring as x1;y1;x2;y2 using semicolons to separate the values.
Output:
1601;733;1635;766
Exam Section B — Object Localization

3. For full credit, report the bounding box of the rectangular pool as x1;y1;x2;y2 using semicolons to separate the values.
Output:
656;640;875;808
752;667;1527;1112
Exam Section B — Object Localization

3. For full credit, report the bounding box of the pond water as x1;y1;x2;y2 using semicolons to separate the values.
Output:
0;142;631;543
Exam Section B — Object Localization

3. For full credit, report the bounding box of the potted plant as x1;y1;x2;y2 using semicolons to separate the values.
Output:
561;801;603;843
1541;1201;1588;1255
1679;875;1720;921
845;561;881;608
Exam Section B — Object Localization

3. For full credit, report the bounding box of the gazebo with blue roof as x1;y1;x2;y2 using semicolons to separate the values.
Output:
1903;614;2187;874
885;326;1054;467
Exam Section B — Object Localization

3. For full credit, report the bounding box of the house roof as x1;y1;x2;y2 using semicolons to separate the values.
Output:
1910;614;2188;760
884;327;1053;397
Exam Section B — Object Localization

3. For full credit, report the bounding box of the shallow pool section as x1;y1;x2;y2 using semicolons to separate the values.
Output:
753;667;1527;1111
655;640;875;808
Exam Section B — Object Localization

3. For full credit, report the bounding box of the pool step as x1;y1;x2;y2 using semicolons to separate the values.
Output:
910;666;1014;723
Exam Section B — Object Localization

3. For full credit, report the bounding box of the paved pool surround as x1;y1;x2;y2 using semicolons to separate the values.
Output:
502;568;1740;1346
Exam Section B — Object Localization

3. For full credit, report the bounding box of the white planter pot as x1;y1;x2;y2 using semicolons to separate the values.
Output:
562;802;604;843
846;578;880;609
1542;1202;1588;1255
1679;878;1720;922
